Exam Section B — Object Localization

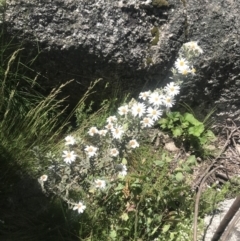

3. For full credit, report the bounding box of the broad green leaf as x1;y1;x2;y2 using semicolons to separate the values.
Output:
188;124;204;137
154;160;165;166
114;183;125;191
165;156;172;162
182;164;191;173
175;167;183;172
159;118;168;125
122;158;127;165
186;155;196;164
181;121;189;128
123;123;128;131
109;230;117;239
199;136;207;145
121;213;129;221
160;123;167;129
172;112;181;121
184;113;201;126
147;218;152;225
172;127;183;137
170;232;175;240
162;224;171;233
175;172;184;182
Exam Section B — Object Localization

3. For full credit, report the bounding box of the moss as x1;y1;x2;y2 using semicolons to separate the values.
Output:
146;57;153;65
151;0;169;8
150;27;160;46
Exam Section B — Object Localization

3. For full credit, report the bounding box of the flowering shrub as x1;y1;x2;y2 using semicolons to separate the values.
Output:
36;41;203;239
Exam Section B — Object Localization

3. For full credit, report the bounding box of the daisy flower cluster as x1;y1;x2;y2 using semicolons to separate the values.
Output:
39;82;180;215
39;41;203;215
174;41;203;76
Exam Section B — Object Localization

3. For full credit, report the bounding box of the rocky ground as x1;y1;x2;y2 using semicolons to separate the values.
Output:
202;198;240;241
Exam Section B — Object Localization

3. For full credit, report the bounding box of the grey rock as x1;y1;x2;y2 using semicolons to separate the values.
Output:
3;0;240;123
202;198;240;241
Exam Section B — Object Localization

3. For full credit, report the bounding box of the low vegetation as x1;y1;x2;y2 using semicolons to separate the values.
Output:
0;18;239;241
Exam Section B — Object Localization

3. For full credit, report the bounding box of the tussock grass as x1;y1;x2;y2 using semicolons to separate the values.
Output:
0;42;72;173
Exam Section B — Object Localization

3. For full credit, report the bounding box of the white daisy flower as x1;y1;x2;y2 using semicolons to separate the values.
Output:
106;115;117;123
62;150;77;164
175;58;189;72
147;107;162;121
119;164;127;177
164;82;180;96
179;66;190;75
118;105;129;116
190;67;196;75
95;179;106;189
197;46;203;54
110;148;119;157
128;139;139;148
184;41;203;54
131;102;146;117
98;129;108;136
88;127;99;136
148;92;163;107
139;91;151;100
84;145;98;157
163;96;175;108
141;117;154;128
39;174;48;182
111;125;124;139
73;201;86;214
65;135;76;145
105;122;113;130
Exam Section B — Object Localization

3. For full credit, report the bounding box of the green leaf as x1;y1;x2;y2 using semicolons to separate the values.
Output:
188;124;204;137
186;155;196;165
162;224;171;233
199;136;208;145
114;183;125;191
170;232;175;240
122;158;127;165
205;130;216;138
172;127;183;137
160;123;167;129
181;121;189;128
109;230;117;239
159;118;168;125
182;164;191;173
150;226;160;236
154;160;165;167
123;123;128;131
147;218;152;225
121;213;129;221
175;172;184;182
184;113;201;126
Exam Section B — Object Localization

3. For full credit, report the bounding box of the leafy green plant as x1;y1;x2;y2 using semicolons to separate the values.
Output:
159;111;216;155
34;41;207;241
98;146;195;241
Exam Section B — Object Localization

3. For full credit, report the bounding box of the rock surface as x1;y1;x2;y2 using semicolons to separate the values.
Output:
3;0;240;122
202;198;240;241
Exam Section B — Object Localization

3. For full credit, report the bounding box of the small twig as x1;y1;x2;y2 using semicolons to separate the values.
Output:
194;127;238;190
134;201;141;241
220;207;240;241
232;137;240;156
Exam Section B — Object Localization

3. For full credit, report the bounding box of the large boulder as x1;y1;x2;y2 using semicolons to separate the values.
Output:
3;0;240;122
